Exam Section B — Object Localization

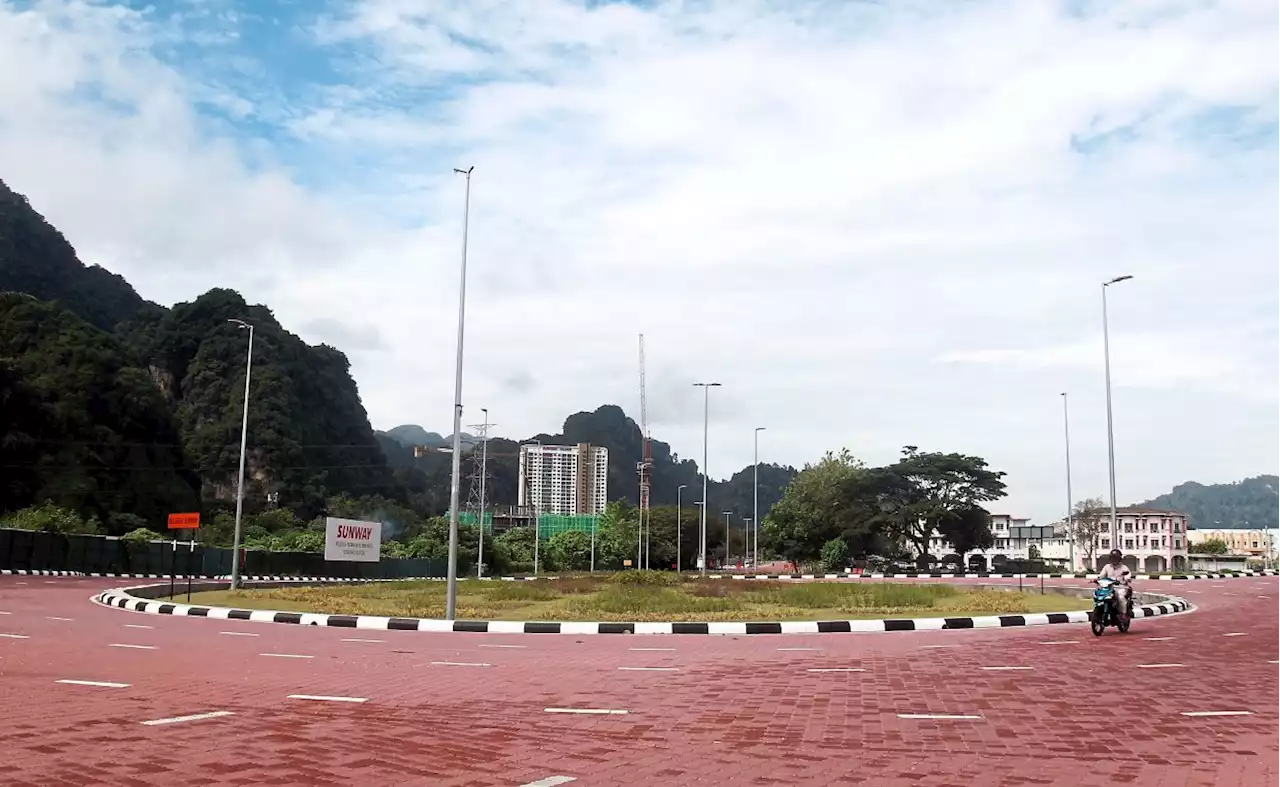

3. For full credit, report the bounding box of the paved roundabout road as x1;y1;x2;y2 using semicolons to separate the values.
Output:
2;575;1276;786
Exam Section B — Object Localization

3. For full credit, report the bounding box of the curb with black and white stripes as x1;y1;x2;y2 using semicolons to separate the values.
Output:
1;569;81;576
709;570;1278;581
91;581;1192;636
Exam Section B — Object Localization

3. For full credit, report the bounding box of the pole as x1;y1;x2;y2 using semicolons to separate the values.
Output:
169;538;176;599
752;429;758;568
677;485;685;573
1102;276;1132;550
590;513;596;573
533;511;539;576
477;408;489;579
445;166;474;620
186;537;194;603
723;511;732;568
1062;392;1074;572
693;382;720;576
228;321;253;590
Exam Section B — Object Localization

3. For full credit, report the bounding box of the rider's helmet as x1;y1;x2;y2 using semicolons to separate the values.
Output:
1108;548;1123;563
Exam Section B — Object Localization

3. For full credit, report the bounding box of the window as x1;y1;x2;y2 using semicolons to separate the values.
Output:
1174;539;1181;549
1101;538;1110;549
1124;523;1133;533
1125;539;1134;549
1173;523;1181;533
1149;523;1158;533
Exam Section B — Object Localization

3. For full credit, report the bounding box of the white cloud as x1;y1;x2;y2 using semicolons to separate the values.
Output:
0;0;1276;524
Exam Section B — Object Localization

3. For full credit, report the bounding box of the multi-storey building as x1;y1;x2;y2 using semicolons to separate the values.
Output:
517;443;609;516
1089;506;1190;573
1187;527;1278;567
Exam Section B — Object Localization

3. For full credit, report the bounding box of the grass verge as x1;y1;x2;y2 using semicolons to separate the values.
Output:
176;575;1091;622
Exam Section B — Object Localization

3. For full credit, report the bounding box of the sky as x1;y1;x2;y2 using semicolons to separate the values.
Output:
0;0;1276;524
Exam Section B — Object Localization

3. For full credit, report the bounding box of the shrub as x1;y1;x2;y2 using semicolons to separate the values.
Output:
609;569;680;587
0;502;99;534
820;538;850;572
121;527;167;543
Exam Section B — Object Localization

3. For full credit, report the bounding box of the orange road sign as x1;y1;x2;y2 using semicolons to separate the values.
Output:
167;512;200;529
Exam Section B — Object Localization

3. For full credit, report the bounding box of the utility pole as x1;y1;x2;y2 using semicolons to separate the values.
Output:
1061;393;1074;571
445;165;475;620
676;484;687;573
693;382;721;575
1102;274;1133;551
227;319;253;590
467;411;492;578
754;426;766;567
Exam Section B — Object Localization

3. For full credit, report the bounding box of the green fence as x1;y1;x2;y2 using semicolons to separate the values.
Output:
454;512;599;539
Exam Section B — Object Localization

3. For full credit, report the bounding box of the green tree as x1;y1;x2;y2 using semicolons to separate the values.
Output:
121;527;166;542
1;502;99;534
936;505;996;557
882;447;1007;567
1069;497;1108;568
547;530;593;571
1198;538;1229;555
820;537;850;571
760;450;868;565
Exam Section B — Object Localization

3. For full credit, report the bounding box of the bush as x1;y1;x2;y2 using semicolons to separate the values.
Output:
820;538;850;572
122;527;167;543
609;569;680;587
1;502;99;534
546;530;593;571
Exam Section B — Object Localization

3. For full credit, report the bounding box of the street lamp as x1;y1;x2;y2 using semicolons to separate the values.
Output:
753;426;766;567
693;501;706;570
444;165;475;621
227;318;253;591
1102;274;1132;550
476;407;489;579
676;484;687;573
693;382;721;576
722;510;732;568
743;518;752;569
1061;393;1074;571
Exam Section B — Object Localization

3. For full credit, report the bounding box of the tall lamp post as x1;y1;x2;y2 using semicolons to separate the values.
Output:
753;426;766;567
227;319;254;590
476;408;490;579
693;501;705;570
1061;393;1074;571
693;382;721;576
444;165;475;621
676;484;687;573
1102;274;1132;550
722;510;733;568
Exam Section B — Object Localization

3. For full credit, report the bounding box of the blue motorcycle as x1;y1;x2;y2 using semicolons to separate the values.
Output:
1090;577;1132;636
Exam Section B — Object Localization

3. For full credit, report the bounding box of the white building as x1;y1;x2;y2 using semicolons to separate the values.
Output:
1088;506;1190;573
517;443;609;516
923;514;1066;571
1187;527;1278;567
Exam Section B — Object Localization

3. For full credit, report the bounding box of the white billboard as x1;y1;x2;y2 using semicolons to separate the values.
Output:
324;517;382;563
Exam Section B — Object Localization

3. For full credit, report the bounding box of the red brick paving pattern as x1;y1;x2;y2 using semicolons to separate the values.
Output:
0;576;1276;786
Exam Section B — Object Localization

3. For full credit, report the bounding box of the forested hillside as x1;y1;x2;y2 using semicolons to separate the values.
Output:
0;179;398;533
1141;475;1279;530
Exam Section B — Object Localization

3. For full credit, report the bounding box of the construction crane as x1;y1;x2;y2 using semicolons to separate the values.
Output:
637;333;652;569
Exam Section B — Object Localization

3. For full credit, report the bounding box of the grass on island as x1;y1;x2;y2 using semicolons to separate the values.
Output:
177;572;1091;622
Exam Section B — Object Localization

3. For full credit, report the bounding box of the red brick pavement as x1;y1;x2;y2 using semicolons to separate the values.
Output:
0;575;1276;786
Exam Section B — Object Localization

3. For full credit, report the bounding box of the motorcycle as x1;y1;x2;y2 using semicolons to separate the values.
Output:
1090;577;1133;636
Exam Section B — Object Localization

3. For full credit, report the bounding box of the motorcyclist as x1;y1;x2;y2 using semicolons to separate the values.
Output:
1097;549;1134;618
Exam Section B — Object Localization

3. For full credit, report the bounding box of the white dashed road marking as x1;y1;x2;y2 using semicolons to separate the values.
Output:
220;632;259;637
109;644;157;650
1137;664;1186;669
544;708;628;716
897;713;983;720
1181;711;1253;717
981;666;1034;671
124;624;154;629
431;661;491;668
806;668;867;673
46;616;73;622
56;679;130;688
1223;633;1248;637
919;645;957;649
343;638;385;643
519;777;577;787
288;694;367;703
141;711;235;726
777;647;819;652
0;633;29;639
1144;637;1175;642
617;666;679;672
628;647;675;652
261;653;313;659
1040;641;1078;645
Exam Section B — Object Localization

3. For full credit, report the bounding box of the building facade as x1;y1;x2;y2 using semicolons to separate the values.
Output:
1089;506;1190;573
1187;527;1278;567
517;443;609;516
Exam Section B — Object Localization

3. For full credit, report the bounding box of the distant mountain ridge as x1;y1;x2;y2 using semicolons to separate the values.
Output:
1139;474;1278;530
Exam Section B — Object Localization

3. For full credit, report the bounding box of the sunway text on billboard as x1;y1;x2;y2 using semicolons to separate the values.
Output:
335;524;373;541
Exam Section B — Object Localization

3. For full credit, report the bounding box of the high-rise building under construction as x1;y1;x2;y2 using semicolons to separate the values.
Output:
518;443;609;516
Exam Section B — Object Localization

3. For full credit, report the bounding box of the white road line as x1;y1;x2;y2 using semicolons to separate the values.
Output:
1040;641;1078;645
628;647;675;652
109;644;157;650
981;666;1034;671
777;647;818;652
124;624;154;629
430;661;491;667
897;713;983;720
520;777;577;787
806;668;867;673
1181;711;1253;717
0;633;29;639
1136;663;1186;669
140;711;235;726
0;611;9;615
918;644;957;649
46;616;73;621
1268;660;1279;664
220;631;259;637
342;638;385;643
478;644;526;649
544;708;628;715
1143;637;1175;641
1223;633;1248;637
260;653;313;659
287;694;367;703
56;679;130;688
617;666;679;672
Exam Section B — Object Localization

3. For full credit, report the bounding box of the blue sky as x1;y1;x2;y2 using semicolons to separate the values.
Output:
0;0;1276;523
